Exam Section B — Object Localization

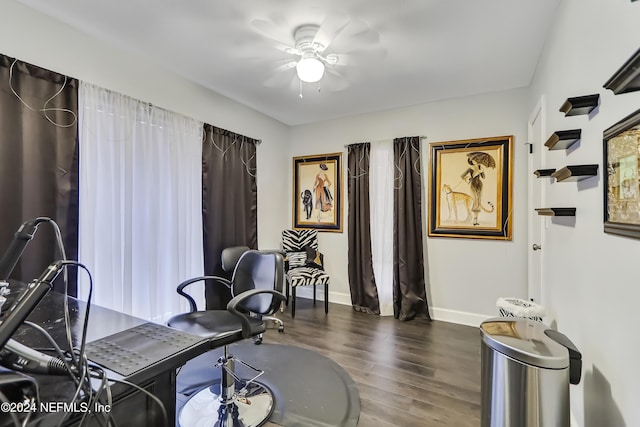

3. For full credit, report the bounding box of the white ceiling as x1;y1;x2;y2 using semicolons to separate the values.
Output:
17;0;560;126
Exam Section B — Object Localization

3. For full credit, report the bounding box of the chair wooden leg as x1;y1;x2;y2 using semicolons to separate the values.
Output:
313;284;316;306
324;284;329;314
291;286;296;318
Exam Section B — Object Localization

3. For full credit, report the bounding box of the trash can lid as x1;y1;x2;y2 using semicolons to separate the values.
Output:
480;317;569;369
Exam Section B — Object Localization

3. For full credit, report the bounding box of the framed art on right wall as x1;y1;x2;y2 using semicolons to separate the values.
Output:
428;135;513;240
603;107;640;239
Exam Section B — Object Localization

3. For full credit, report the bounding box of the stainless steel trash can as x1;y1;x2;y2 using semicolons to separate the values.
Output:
480;317;581;427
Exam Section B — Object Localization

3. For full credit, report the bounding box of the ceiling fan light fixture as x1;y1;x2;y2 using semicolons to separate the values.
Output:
296;55;325;83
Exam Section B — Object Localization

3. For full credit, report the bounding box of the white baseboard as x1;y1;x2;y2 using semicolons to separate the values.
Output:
294;289;492;328
294;286;352;306
328;291;352;306
429;307;494;328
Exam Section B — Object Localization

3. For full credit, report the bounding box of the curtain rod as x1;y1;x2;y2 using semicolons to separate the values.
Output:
343;136;427;148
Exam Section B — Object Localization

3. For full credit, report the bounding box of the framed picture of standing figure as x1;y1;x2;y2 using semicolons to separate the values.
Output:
428;136;513;240
603;108;640;239
292;152;343;232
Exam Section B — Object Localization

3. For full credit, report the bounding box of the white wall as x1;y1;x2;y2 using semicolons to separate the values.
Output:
289;87;530;325
529;0;640;425
0;0;290;250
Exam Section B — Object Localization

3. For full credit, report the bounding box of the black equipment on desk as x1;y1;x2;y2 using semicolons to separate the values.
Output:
84;322;205;377
0;261;69;375
0;217;50;280
0;218;74;376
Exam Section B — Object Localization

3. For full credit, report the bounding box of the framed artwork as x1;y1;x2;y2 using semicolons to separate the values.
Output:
428;135;513;240
292;152;343;232
603;108;640;239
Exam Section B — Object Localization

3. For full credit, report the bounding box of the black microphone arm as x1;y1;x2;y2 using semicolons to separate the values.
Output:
0;217;51;280
0;261;70;375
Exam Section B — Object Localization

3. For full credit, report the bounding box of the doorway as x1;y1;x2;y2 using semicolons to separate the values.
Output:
527;96;546;304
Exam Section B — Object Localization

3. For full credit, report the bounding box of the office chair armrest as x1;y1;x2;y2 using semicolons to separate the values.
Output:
227;289;286;339
176;275;231;312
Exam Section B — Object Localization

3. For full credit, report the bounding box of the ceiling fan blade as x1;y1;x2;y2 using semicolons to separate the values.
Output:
313;14;351;51
319;19;382;55
321;69;350;92
342;23;381;47
332;46;387;67
233;43;295;62
274;61;298;72
263;62;297;88
250;18;297;53
264;72;294;89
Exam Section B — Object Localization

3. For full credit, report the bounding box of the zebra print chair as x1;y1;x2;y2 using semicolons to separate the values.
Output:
282;229;330;317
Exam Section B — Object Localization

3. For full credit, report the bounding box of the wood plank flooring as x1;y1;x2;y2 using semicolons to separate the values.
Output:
262;298;482;427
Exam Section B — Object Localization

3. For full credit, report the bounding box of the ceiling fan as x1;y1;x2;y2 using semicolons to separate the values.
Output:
250;17;385;96
287;24;338;83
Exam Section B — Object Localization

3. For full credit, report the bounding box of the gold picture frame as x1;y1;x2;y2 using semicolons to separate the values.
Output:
428;136;513;240
292;152;343;232
603;108;640;239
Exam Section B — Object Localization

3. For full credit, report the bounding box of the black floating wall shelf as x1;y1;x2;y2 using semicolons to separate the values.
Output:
559;94;600;116
535;208;576;216
544;130;582;150
534;169;556;177
604;47;640;95
551;164;599;182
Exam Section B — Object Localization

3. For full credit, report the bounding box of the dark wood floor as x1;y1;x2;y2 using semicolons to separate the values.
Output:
262;298;482;427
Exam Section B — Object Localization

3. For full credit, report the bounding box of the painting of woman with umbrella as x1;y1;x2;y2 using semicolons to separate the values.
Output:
460;151;496;225
428;136;513;240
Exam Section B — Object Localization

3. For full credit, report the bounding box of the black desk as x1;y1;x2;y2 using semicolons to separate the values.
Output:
2;281;210;426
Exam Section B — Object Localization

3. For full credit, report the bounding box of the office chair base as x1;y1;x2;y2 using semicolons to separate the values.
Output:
179;381;274;427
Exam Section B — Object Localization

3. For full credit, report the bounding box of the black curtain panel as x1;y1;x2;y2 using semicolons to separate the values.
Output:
347;143;381;315
0;54;79;295
393;136;430;321
202;124;258;309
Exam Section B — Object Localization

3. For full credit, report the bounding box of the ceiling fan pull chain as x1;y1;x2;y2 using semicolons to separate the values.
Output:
299;80;303;99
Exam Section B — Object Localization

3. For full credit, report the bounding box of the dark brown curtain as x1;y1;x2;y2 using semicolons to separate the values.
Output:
393;136;429;321
347;143;381;314
0;54;79;295
202;125;258;309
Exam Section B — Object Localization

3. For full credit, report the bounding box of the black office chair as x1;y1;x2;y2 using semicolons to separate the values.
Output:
168;250;286;427
219;246;284;343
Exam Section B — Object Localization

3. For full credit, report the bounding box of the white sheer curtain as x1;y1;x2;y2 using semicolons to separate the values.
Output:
369;141;395;316
78;83;205;321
